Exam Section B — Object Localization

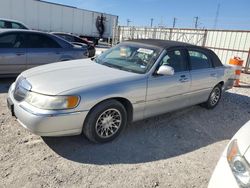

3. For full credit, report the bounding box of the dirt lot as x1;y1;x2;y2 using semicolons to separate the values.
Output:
0;78;250;188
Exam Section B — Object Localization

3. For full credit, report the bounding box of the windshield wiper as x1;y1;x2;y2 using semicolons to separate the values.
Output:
103;62;122;70
103;62;140;73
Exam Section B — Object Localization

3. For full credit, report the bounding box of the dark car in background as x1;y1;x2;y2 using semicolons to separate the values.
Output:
0;18;29;30
0;29;88;77
52;32;96;57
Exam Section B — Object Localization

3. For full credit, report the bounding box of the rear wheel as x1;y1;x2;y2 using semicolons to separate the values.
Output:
83;100;127;143
201;84;222;109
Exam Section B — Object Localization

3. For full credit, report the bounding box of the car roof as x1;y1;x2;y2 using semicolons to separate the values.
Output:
0;18;29;28
0;29;48;34
0;18;23;23
125;39;198;49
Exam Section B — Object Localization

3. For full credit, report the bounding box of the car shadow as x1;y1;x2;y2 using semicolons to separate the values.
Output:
0;78;15;93
43;91;250;165
238;85;250;89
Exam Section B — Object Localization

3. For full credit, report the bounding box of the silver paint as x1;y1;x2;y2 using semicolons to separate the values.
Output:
7;50;234;136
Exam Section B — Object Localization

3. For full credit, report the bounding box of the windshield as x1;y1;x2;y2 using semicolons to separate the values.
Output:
95;43;161;74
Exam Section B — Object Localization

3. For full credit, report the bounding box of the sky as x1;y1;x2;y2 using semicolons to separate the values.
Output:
45;0;250;30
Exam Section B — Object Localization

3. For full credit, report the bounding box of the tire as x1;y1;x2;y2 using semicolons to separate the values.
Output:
83;100;127;143
201;84;222;109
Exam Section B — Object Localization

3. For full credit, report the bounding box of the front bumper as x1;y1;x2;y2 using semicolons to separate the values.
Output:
7;83;88;136
208;154;239;188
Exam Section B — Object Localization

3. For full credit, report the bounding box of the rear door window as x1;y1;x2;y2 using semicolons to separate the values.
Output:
1;21;12;28
188;50;212;70
27;34;60;48
11;22;26;29
74;36;86;44
57;34;74;42
0;33;26;48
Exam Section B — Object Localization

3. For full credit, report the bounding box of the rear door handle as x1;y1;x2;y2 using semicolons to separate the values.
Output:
16;52;25;56
179;75;189;83
179;78;189;82
210;73;217;77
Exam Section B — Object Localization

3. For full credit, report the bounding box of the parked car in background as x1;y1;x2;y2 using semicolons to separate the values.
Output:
0;18;29;30
209;120;250;188
0;29;88;77
51;32;96;57
7;39;234;143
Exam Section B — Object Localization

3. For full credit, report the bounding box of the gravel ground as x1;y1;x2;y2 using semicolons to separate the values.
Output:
0;78;250;188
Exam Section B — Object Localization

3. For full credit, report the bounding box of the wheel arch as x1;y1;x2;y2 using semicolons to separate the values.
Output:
216;81;224;90
84;97;134;126
218;81;224;87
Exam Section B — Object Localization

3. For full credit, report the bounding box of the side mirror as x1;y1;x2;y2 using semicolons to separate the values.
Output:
157;65;175;76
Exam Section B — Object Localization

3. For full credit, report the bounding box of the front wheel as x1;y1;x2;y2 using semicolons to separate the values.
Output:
83;100;127;143
201;85;222;109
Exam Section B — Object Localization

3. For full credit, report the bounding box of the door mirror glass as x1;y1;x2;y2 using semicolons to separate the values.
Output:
157;65;175;76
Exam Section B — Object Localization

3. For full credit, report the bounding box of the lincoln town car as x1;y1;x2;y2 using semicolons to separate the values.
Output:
7;39;234;143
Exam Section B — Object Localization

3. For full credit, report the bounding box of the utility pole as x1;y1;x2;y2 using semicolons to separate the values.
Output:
194;16;199;29
213;3;220;29
158;17;164;28
150;18;154;28
127;19;131;26
172;17;177;28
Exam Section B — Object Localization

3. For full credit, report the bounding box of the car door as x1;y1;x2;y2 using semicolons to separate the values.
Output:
187;48;219;105
26;33;63;69
145;48;191;118
0;32;27;75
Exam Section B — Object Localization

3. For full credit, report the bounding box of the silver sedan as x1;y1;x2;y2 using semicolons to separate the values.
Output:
7;39;235;143
0;29;89;77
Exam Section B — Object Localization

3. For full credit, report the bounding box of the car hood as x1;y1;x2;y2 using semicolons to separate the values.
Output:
21;59;140;95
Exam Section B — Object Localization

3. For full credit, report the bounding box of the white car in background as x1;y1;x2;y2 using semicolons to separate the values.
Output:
0;18;29;30
209;120;250;188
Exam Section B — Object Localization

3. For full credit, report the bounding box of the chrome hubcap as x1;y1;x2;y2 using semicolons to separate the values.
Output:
95;109;122;138
210;87;220;106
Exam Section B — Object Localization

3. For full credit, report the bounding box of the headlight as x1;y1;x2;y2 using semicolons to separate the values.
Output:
13;76;32;102
25;91;80;110
227;139;250;187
